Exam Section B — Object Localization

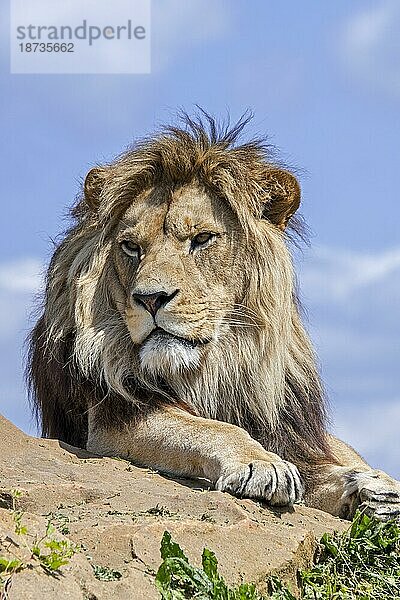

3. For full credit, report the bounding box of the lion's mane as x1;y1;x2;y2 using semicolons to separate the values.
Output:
28;112;330;471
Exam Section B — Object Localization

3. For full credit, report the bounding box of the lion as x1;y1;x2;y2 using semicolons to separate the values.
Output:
28;112;400;521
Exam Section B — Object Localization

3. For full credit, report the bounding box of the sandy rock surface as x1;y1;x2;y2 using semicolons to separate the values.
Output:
0;415;347;599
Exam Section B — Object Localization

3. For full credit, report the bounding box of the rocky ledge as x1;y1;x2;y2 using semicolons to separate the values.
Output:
0;415;347;599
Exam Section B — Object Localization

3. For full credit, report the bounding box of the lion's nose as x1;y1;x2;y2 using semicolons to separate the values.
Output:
132;289;178;317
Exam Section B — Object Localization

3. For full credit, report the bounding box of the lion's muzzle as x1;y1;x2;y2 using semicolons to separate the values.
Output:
131;289;179;317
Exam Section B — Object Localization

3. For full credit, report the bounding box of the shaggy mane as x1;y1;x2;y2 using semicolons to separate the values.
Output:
28;110;332;480
74;109;304;238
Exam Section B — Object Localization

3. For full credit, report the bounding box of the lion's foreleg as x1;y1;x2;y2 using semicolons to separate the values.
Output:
87;405;303;506
307;435;400;520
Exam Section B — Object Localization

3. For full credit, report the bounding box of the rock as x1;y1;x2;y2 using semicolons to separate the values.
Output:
0;415;347;598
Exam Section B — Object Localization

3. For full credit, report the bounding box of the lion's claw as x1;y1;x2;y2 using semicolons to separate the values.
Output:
215;459;304;506
359;501;400;521
344;470;400;521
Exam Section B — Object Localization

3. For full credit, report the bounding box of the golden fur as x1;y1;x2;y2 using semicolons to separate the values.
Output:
29;112;400;519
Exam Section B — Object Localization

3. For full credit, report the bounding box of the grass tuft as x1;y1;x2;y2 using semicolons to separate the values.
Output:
299;511;400;598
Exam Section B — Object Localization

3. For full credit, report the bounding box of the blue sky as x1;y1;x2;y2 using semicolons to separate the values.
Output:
0;1;399;476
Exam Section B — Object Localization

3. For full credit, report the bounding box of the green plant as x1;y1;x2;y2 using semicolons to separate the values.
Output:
45;511;71;535
0;557;24;590
155;512;400;600
10;489;27;535
91;564;122;581
31;520;76;573
0;489;78;588
156;530;268;599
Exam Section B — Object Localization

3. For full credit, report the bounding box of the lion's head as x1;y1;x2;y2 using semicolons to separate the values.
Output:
29;112;327;462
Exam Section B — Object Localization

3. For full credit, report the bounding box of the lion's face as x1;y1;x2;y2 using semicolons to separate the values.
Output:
112;184;247;375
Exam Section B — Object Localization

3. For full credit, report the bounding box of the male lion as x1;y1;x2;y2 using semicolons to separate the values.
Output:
29;113;400;520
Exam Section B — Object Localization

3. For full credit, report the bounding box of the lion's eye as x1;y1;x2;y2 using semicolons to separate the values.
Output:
120;240;140;257
191;232;216;251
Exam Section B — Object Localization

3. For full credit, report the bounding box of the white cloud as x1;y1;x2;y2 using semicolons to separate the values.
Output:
0;258;43;338
0;258;43;293
333;399;400;478
297;244;400;371
297;244;400;478
345;3;392;48
299;244;400;303
0;258;43;434
339;1;400;97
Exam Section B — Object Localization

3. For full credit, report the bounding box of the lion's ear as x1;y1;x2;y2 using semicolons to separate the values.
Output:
84;167;107;211
262;169;300;230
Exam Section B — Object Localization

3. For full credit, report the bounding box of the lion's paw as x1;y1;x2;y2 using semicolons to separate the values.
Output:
215;459;304;506
344;471;400;521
